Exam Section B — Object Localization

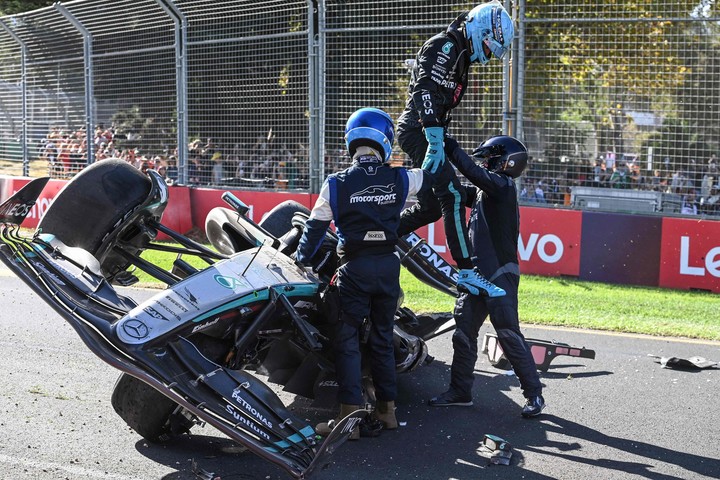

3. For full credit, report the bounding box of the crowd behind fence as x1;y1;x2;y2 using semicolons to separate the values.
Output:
0;0;719;218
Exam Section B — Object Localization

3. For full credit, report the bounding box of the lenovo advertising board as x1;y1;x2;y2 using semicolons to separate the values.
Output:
659;218;720;293
518;207;582;277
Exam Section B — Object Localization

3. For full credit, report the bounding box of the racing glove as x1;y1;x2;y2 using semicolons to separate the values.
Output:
421;126;445;174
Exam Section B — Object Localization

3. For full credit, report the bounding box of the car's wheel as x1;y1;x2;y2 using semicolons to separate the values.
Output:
111;373;192;443
38;159;151;255
259;200;311;239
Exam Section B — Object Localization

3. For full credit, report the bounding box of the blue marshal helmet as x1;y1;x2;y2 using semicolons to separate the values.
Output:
344;107;395;162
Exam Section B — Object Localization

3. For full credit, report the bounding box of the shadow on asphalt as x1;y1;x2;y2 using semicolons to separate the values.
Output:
130;353;720;480
524;413;720;480
138;433;283;479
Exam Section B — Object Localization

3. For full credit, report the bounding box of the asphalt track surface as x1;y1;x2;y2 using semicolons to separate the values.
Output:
0;268;718;480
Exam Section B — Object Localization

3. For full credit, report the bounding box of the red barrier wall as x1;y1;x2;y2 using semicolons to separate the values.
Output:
2;175;718;292
187;187;315;229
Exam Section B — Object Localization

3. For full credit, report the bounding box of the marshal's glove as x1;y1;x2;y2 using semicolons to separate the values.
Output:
421;126;445;174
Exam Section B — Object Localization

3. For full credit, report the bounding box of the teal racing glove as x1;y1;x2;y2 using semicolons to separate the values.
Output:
421;126;445;174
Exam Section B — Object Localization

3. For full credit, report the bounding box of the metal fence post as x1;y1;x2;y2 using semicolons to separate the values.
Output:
516;0;526;144
308;0;322;193
54;2;94;166
503;0;514;136
0;20;28;176
155;0;188;185
318;1;327;190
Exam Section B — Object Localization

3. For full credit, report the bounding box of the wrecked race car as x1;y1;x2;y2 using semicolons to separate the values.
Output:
0;159;460;478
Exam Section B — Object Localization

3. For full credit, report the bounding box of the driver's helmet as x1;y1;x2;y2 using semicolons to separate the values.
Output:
344;107;395;162
465;1;515;65
472;135;528;178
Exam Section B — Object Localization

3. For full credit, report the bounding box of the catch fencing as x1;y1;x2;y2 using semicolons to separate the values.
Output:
0;0;719;218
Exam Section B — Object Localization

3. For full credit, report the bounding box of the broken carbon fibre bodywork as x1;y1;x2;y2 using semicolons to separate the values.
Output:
482;332;596;371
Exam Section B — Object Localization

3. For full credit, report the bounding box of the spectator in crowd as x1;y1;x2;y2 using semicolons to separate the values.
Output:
591;158;608;187
211;151;224;184
139;159;151;174
519;181;530;202
57;134;72;177
609;162;630;189
688;158;703;194
227;143;245;179
202;138;219;184
545;177;562;204
605;151;616;172
670;169;689;194
165;156;178;185
41;136;60;176
156;164;169;183
629;162;645;189
681;191;699;215
188;148;202;184
700;184;720;216
534;180;547;203
649;169;667;192
702;155;718;199
69;139;84;174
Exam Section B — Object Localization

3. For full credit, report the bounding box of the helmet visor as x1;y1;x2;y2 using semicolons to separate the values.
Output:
483;37;509;60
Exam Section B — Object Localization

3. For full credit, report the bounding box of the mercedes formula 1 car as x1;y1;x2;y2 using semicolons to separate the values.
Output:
0;159;460;478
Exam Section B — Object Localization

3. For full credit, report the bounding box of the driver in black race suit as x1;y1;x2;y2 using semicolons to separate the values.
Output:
296;108;430;439
428;135;545;418
397;1;514;299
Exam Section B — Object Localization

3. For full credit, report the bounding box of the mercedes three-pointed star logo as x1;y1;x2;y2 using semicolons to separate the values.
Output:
122;319;149;339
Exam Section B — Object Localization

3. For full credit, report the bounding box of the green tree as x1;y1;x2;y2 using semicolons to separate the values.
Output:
523;1;691;155
0;1;53;16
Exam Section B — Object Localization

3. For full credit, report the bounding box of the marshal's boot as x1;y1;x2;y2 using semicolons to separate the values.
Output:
372;400;398;430
315;403;362;440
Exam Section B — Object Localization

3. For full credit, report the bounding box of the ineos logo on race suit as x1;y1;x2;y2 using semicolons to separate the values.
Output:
350;184;397;205
421;91;434;116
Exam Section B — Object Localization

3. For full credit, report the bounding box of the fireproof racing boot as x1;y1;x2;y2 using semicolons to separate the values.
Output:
457;268;506;297
521;395;545;418
428;390;473;407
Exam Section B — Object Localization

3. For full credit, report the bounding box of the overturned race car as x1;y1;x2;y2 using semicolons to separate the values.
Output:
0;159;459;478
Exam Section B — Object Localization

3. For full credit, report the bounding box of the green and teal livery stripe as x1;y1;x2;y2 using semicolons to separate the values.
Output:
448;183;469;258
192;283;318;323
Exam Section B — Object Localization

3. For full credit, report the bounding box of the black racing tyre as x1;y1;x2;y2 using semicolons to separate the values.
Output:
259;200;311;239
111;373;189;443
37;159;151;255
